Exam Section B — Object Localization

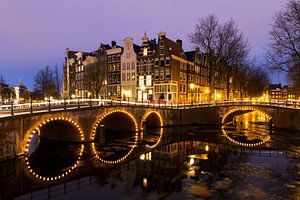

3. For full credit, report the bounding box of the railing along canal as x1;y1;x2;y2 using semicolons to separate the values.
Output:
0;98;299;118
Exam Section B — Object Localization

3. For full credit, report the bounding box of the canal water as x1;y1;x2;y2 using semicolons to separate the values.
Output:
0;111;299;200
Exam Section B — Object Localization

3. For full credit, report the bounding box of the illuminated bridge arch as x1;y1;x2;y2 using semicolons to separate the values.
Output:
91;109;138;164
141;111;164;149
24;117;84;182
221;106;272;125
24;117;85;153
221;106;272;147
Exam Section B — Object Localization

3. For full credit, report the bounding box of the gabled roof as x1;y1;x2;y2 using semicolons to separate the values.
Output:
165;37;186;59
185;51;196;62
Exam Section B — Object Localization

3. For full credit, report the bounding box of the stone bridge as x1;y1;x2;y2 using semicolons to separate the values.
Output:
0;103;300;160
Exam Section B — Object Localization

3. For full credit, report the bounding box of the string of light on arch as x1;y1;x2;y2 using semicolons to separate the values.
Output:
24;117;85;182
91;109;139;164
140;111;164;149
221;106;272;124
221;128;271;147
221;107;272;147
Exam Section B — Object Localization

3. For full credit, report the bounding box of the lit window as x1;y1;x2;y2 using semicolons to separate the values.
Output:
146;75;152;86
139;76;144;86
143;48;148;56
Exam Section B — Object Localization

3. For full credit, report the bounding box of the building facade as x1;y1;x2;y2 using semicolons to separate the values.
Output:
120;37;139;101
136;33;157;102
62;32;214;103
106;41;123;100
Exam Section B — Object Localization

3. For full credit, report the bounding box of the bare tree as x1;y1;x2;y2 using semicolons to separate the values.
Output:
266;0;300;72
54;65;62;98
84;44;107;98
33;65;57;99
247;66;270;97
189;15;249;99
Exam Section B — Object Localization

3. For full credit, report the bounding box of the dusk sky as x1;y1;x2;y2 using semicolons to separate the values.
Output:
0;0;287;89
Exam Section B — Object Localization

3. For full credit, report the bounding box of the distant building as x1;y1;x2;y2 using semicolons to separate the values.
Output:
121;37;140;101
63;50;92;98
106;41;123;100
267;83;298;101
136;33;157;102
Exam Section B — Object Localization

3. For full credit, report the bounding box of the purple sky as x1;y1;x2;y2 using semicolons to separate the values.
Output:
0;0;287;89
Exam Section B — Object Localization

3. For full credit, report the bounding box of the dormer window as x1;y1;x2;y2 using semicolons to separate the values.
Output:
143;48;148;56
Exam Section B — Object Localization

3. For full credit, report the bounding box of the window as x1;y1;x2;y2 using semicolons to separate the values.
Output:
131;62;135;69
155;60;159;66
155;70;159;80
160;48;164;55
122;63;126;70
127;73;130;81
166;69;170;79
180;72;183;81
160;70;164;80
146;75;152;86
143;48;148;56
108;56;112;63
166;58;170;65
139;76;144;86
131;72;135;81
127;63;130;70
160;60;165;67
122;73;126;82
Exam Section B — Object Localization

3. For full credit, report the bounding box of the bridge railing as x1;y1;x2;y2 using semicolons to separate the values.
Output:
0;98;299;118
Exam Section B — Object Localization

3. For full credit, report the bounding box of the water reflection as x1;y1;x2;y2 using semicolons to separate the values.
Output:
2;120;298;199
92;129;138;164
222;111;272;147
26;139;83;181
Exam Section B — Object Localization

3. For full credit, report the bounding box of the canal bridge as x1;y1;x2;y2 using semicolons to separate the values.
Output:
0;99;300;160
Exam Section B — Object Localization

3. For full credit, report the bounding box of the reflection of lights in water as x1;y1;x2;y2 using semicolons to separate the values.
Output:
189;158;195;165
91;110;138;164
143;178;147;188
222;127;271;147
140;152;152;161
222;108;272;147
140;154;145;160
24;117;85;181
141;111;164;149
25;143;84;182
205;145;209;152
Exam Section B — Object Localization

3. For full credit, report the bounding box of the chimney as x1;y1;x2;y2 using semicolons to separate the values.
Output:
111;41;117;48
176;39;182;47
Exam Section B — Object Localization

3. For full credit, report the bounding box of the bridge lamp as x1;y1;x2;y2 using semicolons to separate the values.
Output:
71;94;76;99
